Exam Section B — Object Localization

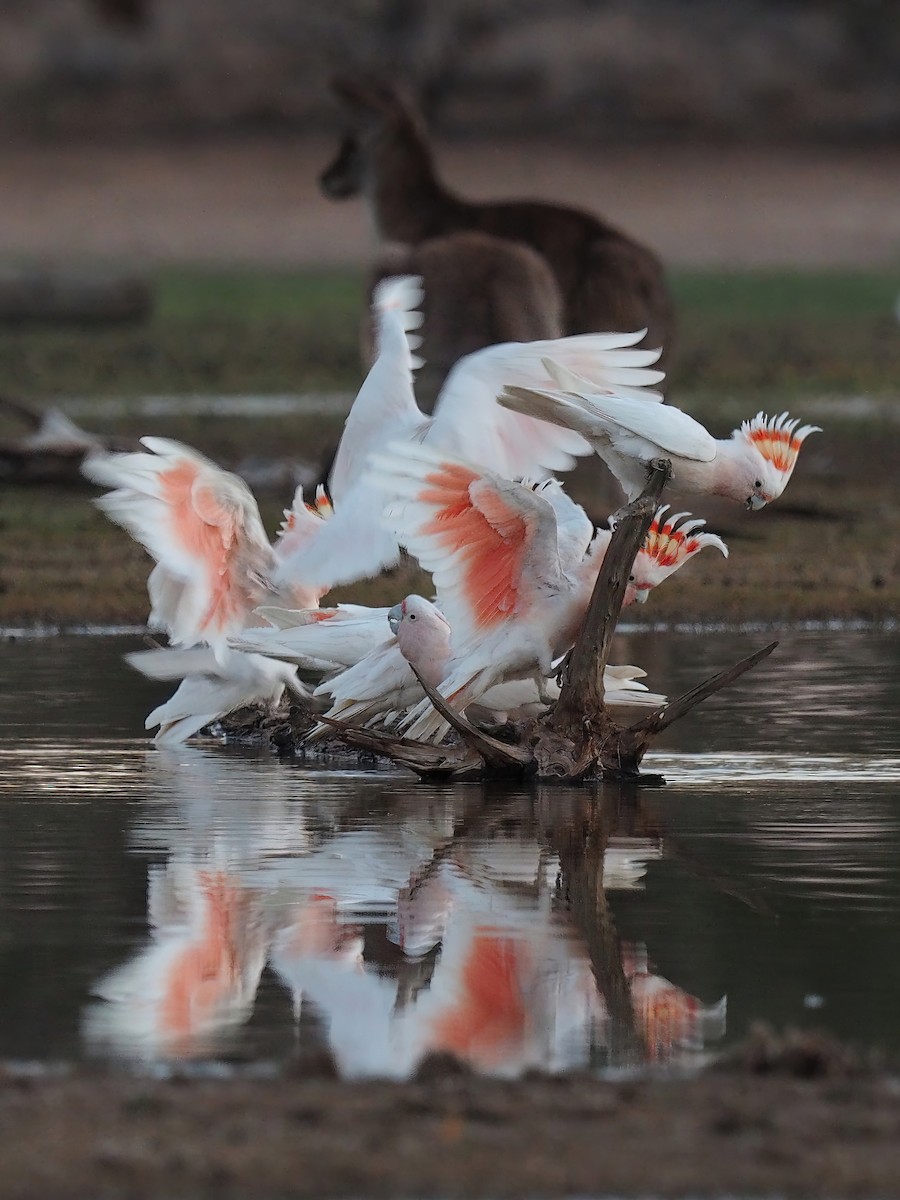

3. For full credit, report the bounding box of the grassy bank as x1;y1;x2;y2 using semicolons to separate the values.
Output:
1;266;898;629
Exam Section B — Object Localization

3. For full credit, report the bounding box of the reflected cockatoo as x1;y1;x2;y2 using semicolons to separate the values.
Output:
83;860;269;1060
273;275;665;592
499;360;820;508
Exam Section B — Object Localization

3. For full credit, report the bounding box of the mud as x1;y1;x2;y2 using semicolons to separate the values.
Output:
0;1030;897;1199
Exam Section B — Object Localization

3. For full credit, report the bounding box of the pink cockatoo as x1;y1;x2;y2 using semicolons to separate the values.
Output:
83;437;331;654
312;596;667;736
82;438;331;739
627;505;728;603
366;442;638;743
311;595;453;732
273;275;665;593
499;361;821;509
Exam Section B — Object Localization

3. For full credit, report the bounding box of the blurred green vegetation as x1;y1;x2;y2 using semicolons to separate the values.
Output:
0;266;895;402
1;264;898;628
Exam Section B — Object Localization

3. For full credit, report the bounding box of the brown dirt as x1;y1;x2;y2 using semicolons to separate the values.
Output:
1;136;898;268
1;1031;897;1200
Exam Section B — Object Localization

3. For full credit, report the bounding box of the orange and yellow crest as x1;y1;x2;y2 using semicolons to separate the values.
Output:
740;411;821;476
641;506;728;571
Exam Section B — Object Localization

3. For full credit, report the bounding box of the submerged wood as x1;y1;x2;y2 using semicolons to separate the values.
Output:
320;460;779;784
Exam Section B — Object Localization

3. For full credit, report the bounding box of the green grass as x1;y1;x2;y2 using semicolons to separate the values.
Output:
1;264;899;627
0;265;896;402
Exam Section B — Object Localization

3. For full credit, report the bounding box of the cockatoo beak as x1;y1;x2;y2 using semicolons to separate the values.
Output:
387;603;403;634
747;494;767;511
635;589;649;604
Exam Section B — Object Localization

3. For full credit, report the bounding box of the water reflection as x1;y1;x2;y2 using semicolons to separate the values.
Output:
81;751;725;1075
3;628;900;1072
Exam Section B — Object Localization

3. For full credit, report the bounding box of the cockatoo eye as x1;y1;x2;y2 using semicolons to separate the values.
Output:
628;574;635;582
408;612;416;620
754;479;762;488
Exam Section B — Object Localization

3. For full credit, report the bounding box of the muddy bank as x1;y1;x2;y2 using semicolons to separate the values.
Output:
1;1032;897;1199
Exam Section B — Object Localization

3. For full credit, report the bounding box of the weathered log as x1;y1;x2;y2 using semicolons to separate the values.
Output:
406;662;533;772
0;394;132;483
0;267;152;324
315;713;487;779
533;460;671;779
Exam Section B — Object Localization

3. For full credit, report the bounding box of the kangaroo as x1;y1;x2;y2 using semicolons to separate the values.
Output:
364;231;563;412
321;75;675;374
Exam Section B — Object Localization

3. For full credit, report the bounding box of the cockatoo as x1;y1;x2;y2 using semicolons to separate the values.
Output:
365;442;653;743
229;603;394;675
83;437;332;742
273;275;665;593
627;505;728;603
83;437;331;654
125;645;312;745
310;596;667;737
499;362;820;509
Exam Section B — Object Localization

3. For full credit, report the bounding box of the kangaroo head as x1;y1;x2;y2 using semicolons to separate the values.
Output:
321;75;430;201
320;132;365;199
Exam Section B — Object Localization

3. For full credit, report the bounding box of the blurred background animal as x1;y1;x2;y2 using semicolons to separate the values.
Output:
322;74;674;376
364;231;563;411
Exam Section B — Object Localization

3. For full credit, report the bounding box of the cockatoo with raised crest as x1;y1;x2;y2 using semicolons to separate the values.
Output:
364;443;699;743
499;359;820;509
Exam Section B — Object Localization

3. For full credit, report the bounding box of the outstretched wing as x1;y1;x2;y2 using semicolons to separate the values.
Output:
275;276;426;592
327;275;425;503
230;604;391;671
84;437;274;651
498;383;717;463
367;442;562;656
427;330;664;477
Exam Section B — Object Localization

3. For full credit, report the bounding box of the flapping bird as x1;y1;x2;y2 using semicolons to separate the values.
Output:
366;442;646;742
83;437;330;655
499;362;820;509
273;275;664;593
125;646;312;745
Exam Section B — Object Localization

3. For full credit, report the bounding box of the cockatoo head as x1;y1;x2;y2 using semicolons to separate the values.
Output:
388;595;452;686
626;506;728;604
732;412;821;510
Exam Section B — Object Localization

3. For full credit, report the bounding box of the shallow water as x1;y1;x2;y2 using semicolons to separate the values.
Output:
0;629;899;1077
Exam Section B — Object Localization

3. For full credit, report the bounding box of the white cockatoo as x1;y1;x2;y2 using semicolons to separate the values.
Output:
499;360;820;509
365;442;650;743
125;645;312;745
273;275;664;593
229;603;394;675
